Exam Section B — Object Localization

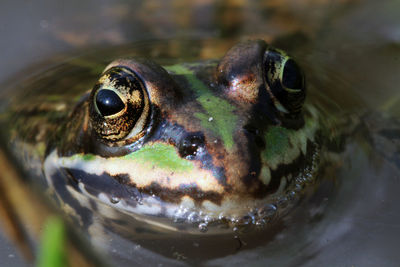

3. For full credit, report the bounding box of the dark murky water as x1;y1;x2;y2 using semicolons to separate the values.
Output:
1;0;400;266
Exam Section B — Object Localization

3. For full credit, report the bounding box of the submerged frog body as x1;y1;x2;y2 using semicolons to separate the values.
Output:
9;40;322;234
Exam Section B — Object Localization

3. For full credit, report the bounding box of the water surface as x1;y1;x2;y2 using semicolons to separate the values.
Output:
1;0;400;266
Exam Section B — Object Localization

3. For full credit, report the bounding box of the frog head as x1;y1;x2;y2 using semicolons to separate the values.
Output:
45;40;319;233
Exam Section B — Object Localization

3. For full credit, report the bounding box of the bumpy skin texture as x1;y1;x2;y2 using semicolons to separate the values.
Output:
42;40;319;231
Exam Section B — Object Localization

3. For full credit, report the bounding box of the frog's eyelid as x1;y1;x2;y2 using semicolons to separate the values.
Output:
284;87;303;93
117;65;152;142
124;83;150;141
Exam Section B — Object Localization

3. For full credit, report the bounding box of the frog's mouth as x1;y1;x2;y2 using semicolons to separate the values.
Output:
43;138;320;235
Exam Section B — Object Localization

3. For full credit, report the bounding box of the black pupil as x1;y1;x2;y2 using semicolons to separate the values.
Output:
95;89;125;116
282;59;303;89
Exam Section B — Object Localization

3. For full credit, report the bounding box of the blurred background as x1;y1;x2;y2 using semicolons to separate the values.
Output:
2;0;400;113
1;0;400;266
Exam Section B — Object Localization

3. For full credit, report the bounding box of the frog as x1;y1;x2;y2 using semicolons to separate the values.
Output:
4;39;327;238
3;39;400;265
5;39;331;237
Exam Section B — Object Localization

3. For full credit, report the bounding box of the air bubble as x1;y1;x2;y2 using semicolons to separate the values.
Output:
287;191;297;200
306;173;314;182
239;215;252;225
258;204;277;218
187;212;200;224
203;215;212;223
295;176;306;184
198;223;208;232
230;217;239;225
110;196;120;204
255;219;267;226
174;207;190;223
277;196;288;208
294;184;303;192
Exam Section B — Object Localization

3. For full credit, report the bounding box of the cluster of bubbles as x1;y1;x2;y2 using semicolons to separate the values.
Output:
108;191;144;206
104;146;320;234
171;147;320;233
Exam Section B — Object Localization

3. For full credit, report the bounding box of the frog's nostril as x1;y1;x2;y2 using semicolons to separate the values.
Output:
178;133;205;159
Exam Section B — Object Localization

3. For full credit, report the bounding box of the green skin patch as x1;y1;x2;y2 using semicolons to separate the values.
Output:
81;153;96;161
261;106;319;169
75;142;193;173
123;142;193;172
165;64;237;149
263;126;291;162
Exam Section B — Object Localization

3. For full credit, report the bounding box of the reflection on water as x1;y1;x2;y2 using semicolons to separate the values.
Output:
1;0;400;266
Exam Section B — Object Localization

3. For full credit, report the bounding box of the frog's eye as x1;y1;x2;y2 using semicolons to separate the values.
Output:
264;49;305;114
89;66;150;144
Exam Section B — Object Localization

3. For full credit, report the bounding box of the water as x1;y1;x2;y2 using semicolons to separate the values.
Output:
1;0;400;266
